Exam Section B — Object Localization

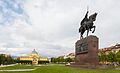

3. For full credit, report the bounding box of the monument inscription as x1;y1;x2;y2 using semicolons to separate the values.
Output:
76;42;88;54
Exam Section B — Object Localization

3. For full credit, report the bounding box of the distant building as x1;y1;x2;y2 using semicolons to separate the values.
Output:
64;53;75;59
58;52;75;59
111;44;120;53
58;55;65;58
98;43;120;55
20;49;49;64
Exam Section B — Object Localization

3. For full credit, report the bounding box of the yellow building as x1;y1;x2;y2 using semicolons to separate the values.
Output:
20;49;49;64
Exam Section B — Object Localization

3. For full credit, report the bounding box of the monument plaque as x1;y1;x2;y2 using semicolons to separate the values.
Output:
76;42;88;54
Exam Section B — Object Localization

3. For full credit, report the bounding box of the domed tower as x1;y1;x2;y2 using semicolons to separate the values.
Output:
30;49;39;58
30;49;39;64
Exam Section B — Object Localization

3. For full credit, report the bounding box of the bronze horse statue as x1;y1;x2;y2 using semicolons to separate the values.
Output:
79;11;97;39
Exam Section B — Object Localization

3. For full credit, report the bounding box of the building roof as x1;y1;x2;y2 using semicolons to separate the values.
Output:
31;49;38;54
115;44;120;48
98;46;113;52
58;55;64;58
115;43;120;46
98;49;102;52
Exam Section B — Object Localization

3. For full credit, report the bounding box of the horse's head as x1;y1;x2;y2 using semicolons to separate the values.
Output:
89;13;97;21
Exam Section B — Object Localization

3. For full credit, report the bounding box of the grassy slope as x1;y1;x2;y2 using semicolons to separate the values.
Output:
0;65;119;73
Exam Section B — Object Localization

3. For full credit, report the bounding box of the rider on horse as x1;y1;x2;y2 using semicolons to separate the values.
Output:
80;11;89;32
81;11;89;26
79;11;97;39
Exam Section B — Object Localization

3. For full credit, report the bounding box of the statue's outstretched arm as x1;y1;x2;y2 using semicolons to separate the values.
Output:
80;11;89;25
85;11;88;18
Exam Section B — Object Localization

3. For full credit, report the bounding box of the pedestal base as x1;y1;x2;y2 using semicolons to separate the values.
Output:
70;35;114;69
69;64;114;69
75;35;99;65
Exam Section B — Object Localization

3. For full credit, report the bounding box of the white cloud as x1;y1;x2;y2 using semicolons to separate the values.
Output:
0;0;120;57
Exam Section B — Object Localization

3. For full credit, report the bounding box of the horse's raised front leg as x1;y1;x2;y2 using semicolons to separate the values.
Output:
80;34;82;39
87;29;89;37
80;31;84;39
92;26;96;33
90;28;92;31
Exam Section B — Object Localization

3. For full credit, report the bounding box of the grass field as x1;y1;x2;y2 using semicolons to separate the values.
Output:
0;64;120;73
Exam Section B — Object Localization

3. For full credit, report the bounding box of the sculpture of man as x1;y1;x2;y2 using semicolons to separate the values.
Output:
79;11;97;39
80;11;89;26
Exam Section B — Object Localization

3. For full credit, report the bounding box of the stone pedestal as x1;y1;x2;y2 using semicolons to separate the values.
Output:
75;35;99;65
69;35;114;69
70;35;99;69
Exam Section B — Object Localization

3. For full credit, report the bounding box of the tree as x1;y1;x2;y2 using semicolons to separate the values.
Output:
0;54;15;65
56;58;60;63
14;57;20;63
107;52;116;63
0;54;5;65
51;58;57;63
99;51;107;63
51;57;74;63
115;51;120;64
60;58;65;62
65;58;72;63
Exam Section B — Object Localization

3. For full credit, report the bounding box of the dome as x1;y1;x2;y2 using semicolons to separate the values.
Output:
31;49;38;54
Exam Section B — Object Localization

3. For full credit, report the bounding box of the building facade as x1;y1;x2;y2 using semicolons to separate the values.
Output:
20;49;49;64
98;43;120;55
64;53;75;59
98;44;120;64
58;52;75;59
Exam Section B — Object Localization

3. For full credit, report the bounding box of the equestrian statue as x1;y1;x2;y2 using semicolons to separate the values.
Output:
79;11;97;39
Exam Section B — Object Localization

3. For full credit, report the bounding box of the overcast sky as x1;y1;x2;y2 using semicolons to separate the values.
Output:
0;0;120;57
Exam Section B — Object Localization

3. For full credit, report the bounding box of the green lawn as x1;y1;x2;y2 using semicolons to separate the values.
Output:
0;64;119;73
116;66;120;68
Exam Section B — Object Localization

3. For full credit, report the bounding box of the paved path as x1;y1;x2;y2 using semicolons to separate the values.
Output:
0;64;17;68
0;68;36;71
0;64;38;71
115;68;120;70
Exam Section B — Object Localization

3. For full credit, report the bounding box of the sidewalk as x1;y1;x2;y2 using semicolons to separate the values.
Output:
0;64;17;68
0;68;36;71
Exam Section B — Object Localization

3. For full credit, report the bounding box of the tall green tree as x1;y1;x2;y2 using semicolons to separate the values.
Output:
0;54;14;65
60;58;65;62
115;51;120;63
14;57;20;63
99;51;107;63
107;52;116;63
65;58;72;63
51;58;57;63
0;54;5;65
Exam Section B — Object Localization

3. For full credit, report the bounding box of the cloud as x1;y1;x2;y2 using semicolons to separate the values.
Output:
0;0;120;57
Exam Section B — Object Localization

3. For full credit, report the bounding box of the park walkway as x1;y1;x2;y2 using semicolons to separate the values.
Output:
0;64;17;68
0;68;36;71
0;64;38;71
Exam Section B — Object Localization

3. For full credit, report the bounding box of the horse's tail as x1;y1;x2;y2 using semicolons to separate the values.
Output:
79;28;81;33
79;26;86;39
79;27;83;39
